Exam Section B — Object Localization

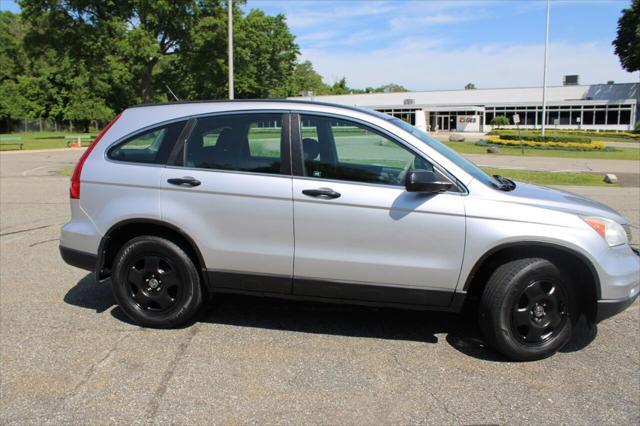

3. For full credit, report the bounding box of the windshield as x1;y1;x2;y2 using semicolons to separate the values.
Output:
388;118;501;189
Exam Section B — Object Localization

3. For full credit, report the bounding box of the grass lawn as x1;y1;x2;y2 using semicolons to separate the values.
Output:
444;141;640;161
1;131;95;151
481;167;611;187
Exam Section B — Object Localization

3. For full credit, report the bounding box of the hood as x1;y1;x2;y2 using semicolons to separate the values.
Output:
503;181;627;224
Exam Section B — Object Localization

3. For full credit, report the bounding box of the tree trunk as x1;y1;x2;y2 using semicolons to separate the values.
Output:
140;59;158;103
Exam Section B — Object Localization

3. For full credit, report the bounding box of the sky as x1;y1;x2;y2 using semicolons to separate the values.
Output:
2;0;637;91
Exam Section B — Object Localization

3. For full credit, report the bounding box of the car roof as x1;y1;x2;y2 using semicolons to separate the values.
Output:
128;99;392;120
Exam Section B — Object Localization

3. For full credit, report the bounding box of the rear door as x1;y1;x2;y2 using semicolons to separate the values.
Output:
290;113;466;307
160;112;294;293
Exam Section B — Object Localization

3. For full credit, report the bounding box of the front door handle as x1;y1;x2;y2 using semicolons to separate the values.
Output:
302;188;341;199
167;177;201;187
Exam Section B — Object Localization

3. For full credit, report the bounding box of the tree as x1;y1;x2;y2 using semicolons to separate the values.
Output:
491;115;509;128
233;9;299;98
288;61;328;96
377;83;407;93
613;0;640;72
16;0;300;124
330;77;350;95
465;83;476;90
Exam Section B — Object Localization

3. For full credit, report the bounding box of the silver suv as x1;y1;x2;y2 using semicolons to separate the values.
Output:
60;100;639;360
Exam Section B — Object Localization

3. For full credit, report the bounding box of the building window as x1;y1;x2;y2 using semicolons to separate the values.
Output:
606;110;619;125
594;110;606;125
620;110;631;125
583;110;594;125
485;112;494;124
571;112;581;125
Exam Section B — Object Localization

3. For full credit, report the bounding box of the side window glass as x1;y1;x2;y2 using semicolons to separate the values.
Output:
108;121;185;164
299;115;432;186
247;118;281;159
185;113;283;175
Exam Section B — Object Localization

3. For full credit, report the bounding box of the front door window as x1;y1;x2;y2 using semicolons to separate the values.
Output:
299;115;433;186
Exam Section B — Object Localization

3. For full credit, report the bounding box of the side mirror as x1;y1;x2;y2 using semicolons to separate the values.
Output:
405;170;453;193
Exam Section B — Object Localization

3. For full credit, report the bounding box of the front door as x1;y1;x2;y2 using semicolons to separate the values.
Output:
291;114;466;307
160;112;294;293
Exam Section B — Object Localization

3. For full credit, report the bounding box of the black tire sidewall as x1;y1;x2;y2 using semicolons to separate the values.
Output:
111;236;202;328
485;259;576;361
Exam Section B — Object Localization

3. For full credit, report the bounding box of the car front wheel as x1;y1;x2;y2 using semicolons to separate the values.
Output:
111;236;203;328
479;258;577;361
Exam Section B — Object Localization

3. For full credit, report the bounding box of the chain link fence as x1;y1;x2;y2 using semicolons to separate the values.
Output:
2;118;103;134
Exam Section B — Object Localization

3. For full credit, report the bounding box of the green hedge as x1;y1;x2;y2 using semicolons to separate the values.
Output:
495;133;592;144
489;129;640;140
476;140;618;152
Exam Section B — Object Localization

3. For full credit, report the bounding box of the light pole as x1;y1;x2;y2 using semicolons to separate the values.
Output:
228;0;234;100
541;0;550;136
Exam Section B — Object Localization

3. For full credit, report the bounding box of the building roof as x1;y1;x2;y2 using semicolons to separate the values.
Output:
290;83;639;108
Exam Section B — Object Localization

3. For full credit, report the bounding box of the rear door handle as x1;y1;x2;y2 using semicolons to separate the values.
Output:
167;177;201;187
302;188;341;199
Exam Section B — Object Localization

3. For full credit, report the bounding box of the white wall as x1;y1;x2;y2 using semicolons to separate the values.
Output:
456;115;480;132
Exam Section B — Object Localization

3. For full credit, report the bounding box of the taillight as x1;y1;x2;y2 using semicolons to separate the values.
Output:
70;113;122;199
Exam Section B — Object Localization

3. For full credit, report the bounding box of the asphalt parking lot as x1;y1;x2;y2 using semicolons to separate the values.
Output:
1;149;639;424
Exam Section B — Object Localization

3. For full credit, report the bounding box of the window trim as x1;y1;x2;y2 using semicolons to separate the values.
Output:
166;110;292;177
291;111;465;193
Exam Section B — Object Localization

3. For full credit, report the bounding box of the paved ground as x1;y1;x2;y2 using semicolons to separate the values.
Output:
1;149;639;424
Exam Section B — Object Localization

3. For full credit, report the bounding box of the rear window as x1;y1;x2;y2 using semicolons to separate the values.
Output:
108;121;186;164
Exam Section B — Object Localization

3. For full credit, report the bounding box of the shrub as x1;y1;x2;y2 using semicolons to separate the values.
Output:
484;136;604;151
490;115;510;128
497;134;592;144
489;129;640;140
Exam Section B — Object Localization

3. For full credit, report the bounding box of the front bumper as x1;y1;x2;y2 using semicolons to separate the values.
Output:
596;293;639;323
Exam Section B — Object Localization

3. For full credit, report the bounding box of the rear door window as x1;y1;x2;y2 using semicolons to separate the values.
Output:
108;121;186;164
184;113;285;175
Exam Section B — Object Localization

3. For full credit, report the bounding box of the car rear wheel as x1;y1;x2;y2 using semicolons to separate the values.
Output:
478;258;576;361
111;236;203;328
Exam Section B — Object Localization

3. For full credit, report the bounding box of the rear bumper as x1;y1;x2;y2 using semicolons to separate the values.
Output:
596;293;639;323
59;245;97;272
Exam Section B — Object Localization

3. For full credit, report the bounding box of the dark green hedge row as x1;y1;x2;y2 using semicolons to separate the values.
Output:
476;140;619;152
496;134;592;144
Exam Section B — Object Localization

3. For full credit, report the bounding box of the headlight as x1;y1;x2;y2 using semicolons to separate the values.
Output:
581;216;628;247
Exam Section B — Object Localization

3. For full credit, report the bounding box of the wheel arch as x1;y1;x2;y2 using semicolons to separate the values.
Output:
96;218;209;289
463;241;600;320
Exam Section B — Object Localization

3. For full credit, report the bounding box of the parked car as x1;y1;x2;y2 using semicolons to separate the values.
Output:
60;100;639;361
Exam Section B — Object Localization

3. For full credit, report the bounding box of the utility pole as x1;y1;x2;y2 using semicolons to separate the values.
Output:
541;0;550;136
228;0;234;100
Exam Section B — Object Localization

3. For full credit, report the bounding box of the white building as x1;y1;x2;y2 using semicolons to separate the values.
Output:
291;81;638;133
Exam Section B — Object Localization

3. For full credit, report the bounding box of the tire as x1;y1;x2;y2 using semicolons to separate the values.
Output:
111;236;203;328
478;258;577;361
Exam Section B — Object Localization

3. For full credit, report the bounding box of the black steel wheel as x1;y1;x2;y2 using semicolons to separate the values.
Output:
511;280;569;344
479;258;576;361
112;236;203;328
126;255;182;312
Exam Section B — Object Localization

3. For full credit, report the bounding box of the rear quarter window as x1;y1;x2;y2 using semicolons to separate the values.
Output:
108;121;186;164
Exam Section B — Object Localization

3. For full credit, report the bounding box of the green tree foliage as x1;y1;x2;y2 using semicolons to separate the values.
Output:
3;2;409;128
465;83;476;90
288;61;327;96
491;115;510;128
375;83;407;93
613;0;640;72
3;1;300;127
